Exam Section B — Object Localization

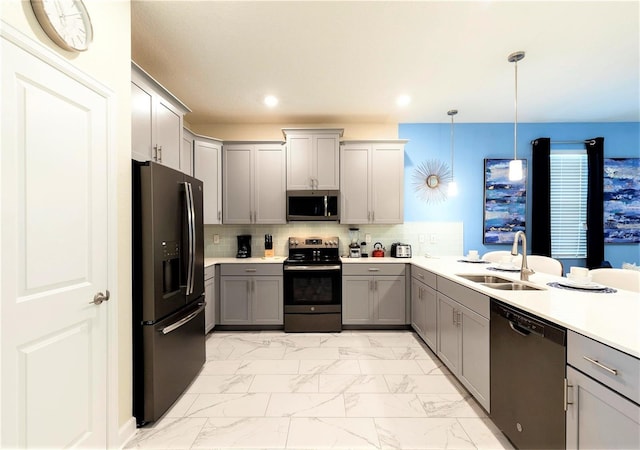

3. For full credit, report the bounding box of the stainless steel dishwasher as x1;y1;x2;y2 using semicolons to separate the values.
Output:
490;300;567;449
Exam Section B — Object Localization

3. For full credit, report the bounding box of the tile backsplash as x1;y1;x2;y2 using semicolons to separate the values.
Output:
204;222;463;258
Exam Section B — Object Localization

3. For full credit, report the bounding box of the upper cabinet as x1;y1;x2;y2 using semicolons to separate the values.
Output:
340;140;406;224
223;142;286;224
283;128;343;190
181;128;194;176
131;62;190;172
194;134;223;224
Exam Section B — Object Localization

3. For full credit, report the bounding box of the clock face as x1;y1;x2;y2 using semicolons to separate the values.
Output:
31;0;93;52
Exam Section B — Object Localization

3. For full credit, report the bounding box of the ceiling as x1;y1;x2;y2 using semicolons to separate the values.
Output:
131;1;639;125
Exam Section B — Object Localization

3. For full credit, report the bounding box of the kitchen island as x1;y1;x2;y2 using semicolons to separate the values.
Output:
402;255;639;358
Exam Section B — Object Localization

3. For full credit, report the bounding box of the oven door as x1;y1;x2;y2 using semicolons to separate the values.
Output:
283;264;341;312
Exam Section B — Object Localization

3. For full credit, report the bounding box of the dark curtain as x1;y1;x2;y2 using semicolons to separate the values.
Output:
531;138;551;256
586;137;605;268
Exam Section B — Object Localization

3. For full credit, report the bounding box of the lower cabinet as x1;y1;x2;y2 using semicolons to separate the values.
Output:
566;330;640;449
204;264;215;333
436;276;490;411
410;266;437;351
566;367;639;449
342;264;406;325
219;264;283;325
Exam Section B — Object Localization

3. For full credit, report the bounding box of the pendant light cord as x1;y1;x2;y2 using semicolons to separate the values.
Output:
514;59;518;160
447;109;458;178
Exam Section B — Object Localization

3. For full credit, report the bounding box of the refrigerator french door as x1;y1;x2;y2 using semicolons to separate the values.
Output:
132;161;205;426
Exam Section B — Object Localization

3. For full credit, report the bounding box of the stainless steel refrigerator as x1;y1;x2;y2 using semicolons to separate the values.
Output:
132;160;205;426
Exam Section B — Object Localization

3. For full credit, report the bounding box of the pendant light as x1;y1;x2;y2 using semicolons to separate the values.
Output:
508;50;525;181
447;109;459;196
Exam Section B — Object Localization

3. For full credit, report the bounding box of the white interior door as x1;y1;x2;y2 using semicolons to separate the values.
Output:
1;31;111;448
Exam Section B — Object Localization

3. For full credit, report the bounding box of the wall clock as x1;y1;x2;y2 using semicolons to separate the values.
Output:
30;0;93;52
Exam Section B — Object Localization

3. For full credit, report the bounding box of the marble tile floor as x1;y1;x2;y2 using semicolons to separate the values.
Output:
126;330;514;449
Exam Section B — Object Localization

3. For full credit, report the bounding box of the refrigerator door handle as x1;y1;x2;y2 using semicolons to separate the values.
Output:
183;181;196;295
160;302;206;335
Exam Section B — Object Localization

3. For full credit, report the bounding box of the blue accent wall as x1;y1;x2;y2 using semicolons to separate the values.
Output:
399;122;640;268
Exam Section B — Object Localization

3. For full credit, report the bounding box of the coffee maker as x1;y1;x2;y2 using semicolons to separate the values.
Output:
236;235;251;258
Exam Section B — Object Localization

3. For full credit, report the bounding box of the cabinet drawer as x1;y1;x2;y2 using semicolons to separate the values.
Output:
342;263;405;276
568;330;639;404
220;263;283;277
436;276;489;319
205;264;216;280
411;266;436;288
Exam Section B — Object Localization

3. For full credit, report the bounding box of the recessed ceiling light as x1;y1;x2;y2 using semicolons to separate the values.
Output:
264;95;279;107
396;95;411;107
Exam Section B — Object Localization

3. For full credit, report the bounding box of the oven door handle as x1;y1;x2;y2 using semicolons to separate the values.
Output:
284;265;341;271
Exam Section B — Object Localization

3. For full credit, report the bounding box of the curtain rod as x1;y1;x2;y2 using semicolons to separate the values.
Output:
531;139;596;145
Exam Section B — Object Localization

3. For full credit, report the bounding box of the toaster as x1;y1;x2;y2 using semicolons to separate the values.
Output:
390;243;412;258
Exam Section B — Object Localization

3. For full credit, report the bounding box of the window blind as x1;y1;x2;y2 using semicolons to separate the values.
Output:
550;151;588;258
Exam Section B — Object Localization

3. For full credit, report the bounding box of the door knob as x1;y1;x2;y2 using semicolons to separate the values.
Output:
90;290;110;305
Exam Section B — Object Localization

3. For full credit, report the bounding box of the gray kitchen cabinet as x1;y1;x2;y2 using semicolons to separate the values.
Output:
342;264;406;325
219;264;283;325
194;135;223;224
181;128;194;176
131;62;189;171
411;266;437;351
204;264;215;333
340;140;406;224
566;331;640;449
436;276;490;411
223;142;286;224
283;128;342;190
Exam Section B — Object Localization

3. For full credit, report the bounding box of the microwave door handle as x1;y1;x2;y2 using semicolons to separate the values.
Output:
324;195;328;217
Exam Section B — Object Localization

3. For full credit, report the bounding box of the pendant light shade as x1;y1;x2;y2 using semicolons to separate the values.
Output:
508;51;525;181
447;109;458;196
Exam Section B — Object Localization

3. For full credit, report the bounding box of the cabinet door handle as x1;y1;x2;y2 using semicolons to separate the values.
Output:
245;268;257;273
369;280;374;291
218;210;221;221
153;145;158;161
368;268;379;272
371;211;375;222
564;378;574;411
374;280;378;291
367;211;371;221
452;308;456;325
157;145;163;163
417;273;424;279
583;356;618;376
457;311;462;326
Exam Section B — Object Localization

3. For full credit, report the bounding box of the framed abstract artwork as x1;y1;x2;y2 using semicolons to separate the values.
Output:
604;158;639;243
483;159;527;244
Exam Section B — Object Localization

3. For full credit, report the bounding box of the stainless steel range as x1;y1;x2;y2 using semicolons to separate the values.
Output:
283;237;342;332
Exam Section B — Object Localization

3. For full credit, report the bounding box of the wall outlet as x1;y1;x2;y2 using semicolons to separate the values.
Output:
213;234;220;244
418;234;425;243
430;234;437;243
365;233;372;243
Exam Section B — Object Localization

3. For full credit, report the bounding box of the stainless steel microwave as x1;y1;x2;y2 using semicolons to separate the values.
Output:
286;190;340;222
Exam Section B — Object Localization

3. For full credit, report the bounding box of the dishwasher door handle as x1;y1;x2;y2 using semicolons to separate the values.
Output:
509;321;531;337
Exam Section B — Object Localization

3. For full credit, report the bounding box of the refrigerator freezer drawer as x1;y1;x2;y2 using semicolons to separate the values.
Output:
134;300;205;425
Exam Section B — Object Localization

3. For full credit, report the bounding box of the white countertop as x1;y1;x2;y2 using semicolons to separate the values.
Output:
408;256;640;359
205;256;286;267
204;254;639;358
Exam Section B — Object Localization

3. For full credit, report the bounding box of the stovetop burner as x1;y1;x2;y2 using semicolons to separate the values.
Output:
285;236;340;264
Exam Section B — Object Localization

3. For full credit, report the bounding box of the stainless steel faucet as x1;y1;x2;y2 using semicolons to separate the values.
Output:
512;231;534;281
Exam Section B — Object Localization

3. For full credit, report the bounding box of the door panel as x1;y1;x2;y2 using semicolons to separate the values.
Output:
2;36;109;448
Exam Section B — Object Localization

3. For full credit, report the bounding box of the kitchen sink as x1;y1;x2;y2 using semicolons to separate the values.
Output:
457;274;513;284
456;274;543;291
483;282;542;291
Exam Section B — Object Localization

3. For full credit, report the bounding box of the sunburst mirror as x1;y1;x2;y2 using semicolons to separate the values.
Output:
413;159;453;203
